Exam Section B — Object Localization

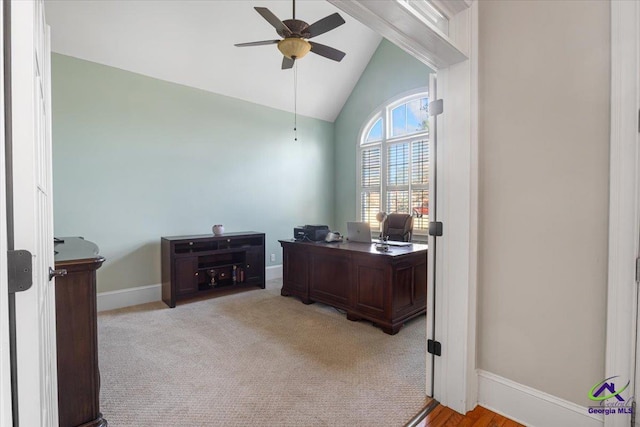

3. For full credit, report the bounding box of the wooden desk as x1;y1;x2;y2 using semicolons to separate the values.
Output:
279;239;427;334
54;237;106;427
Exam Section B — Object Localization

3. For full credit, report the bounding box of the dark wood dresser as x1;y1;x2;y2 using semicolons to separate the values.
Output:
54;237;107;427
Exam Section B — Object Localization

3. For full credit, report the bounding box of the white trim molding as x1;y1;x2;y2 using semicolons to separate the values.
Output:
0;1;11;420
97;265;284;312
478;370;603;427
265;264;283;281
97;284;161;312
465;0;479;412
328;0;468;70
430;0;473;20
430;1;477;414
605;2;639;427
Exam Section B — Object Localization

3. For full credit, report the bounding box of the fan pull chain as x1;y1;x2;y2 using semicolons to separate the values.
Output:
294;61;298;141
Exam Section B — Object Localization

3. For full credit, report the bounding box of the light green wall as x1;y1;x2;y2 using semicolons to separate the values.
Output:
333;39;434;232
52;54;335;293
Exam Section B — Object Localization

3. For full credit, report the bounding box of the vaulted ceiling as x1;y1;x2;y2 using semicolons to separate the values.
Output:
44;0;383;122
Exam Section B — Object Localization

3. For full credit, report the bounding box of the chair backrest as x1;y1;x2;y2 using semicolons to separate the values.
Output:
383;213;413;242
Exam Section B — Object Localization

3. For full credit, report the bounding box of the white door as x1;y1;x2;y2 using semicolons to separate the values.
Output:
11;0;58;425
425;73;438;398
634;5;640;417
0;0;13;424
607;1;640;427
635;287;640;427
630;2;640;427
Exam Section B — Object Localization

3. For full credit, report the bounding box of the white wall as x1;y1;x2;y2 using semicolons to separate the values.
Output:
477;0;610;407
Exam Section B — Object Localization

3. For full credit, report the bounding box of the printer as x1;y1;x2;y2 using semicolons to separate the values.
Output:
294;225;329;241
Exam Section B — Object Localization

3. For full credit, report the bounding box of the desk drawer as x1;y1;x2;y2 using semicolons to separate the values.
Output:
309;253;351;307
353;261;388;317
282;246;309;295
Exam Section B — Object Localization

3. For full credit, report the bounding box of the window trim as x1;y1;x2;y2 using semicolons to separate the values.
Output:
363;114;384;144
357;89;430;236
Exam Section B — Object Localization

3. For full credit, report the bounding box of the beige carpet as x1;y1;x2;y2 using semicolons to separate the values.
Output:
98;279;428;426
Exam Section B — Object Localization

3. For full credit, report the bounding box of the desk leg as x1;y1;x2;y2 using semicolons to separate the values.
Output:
348;313;401;335
381;324;402;335
346;312;362;321
280;288;314;305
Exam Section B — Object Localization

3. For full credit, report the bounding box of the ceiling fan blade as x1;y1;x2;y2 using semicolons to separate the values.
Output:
306;13;346;38
254;7;291;36
282;56;295;70
309;42;346;62
235;40;280;47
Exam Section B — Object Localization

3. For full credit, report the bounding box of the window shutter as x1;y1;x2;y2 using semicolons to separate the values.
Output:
387;143;409;186
361;147;381;187
360;192;381;225
411;139;429;185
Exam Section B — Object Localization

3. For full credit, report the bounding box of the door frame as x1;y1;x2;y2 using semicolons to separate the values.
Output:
0;0;11;422
605;1;640;427
328;0;478;414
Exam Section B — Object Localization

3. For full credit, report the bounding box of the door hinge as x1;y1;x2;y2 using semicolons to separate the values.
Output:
7;250;33;294
428;221;443;237
427;339;442;356
631;400;636;427
636;257;640;284
429;99;443;117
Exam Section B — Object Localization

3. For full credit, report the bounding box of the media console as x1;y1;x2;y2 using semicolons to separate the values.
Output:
161;232;265;307
279;239;427;334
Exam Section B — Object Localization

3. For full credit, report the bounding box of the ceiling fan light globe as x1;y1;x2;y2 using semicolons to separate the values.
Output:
278;38;311;60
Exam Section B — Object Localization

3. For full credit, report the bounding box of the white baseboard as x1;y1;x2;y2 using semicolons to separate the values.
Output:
97;265;283;312
97;283;161;312
477;370;604;427
266;264;282;280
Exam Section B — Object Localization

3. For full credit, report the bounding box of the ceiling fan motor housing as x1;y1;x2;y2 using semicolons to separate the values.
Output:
278;19;311;38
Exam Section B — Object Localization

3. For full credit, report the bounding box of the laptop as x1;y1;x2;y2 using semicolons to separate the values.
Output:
346;222;372;243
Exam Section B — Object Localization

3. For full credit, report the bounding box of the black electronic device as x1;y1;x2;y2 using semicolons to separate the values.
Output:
294;225;329;241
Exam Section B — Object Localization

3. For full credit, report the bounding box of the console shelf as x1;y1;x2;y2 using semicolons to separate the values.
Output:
161;232;265;307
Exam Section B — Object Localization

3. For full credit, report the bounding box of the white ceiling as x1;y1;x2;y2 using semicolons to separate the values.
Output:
44;0;382;122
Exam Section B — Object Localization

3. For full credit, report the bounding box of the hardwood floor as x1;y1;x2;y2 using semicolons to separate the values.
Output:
414;405;525;427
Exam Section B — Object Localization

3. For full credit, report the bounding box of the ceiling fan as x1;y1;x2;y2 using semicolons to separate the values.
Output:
234;0;346;69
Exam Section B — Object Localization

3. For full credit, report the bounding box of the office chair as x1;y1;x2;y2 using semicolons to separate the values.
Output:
382;213;413;242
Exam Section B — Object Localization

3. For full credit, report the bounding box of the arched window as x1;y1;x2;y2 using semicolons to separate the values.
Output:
358;91;430;235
